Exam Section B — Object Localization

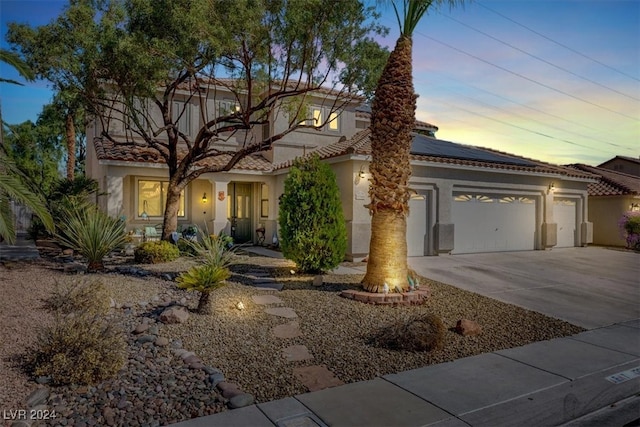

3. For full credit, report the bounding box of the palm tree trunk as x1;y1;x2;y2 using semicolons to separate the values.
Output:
197;291;212;314
65;113;76;180
362;35;416;293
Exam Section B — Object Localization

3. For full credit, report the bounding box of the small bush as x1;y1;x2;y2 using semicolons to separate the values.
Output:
618;212;640;249
371;313;445;352
177;230;235;314
27;314;126;385
134;240;180;264
26;279;125;385
55;204;127;272
278;154;347;273
45;280;111;316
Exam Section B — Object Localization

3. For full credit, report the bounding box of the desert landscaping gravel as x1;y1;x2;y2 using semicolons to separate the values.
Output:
0;252;585;426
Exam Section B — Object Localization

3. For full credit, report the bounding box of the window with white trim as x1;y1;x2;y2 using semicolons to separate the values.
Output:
137;180;185;219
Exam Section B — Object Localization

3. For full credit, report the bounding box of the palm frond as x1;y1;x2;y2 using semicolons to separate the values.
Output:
0;49;35;83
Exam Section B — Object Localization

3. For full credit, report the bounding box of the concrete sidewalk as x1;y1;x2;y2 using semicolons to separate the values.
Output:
170;247;640;427
170;319;639;427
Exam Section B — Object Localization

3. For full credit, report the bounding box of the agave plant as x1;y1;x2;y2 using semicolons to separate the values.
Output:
56;204;127;272
177;229;237;314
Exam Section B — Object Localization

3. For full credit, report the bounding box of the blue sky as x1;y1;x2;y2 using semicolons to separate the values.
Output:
1;0;638;166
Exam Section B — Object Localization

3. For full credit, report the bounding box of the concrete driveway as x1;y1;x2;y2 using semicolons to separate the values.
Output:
408;247;639;329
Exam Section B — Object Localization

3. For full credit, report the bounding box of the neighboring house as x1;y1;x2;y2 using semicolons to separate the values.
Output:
598;156;640;178
568;164;640;247
86;85;596;260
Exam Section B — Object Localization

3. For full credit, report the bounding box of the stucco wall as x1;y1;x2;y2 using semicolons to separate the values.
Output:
589;196;635;247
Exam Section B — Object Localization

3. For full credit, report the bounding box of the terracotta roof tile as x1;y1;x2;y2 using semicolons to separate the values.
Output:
568;164;640;196
93;138;272;172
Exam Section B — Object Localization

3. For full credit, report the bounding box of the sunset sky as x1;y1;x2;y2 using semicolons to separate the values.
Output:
1;0;638;166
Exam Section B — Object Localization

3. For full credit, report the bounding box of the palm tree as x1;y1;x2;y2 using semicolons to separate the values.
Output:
362;0;462;292
0;49;53;244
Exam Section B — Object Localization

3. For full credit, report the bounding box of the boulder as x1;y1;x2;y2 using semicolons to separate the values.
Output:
228;393;255;409
455;319;482;336
312;275;324;287
159;306;190;324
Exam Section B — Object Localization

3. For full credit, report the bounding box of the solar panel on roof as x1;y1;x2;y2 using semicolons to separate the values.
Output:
410;134;537;167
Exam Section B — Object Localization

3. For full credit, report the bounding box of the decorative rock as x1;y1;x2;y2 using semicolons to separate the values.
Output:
183;355;200;365
62;248;74;256
208;373;225;386
102;406;116;426
203;366;220;375
254;282;284;291
272;321;302;339
251;295;283;305
282;345;313;362
155;337;169;346
133;323;149;334
228;393;255;409
63;263;87;274
159;306;190;324
148;325;159;335
180;351;196;360
136;335;156;344
455;319;482;336
217;382;242;399
264;307;297;319
312;275;323;287
26;387;49;407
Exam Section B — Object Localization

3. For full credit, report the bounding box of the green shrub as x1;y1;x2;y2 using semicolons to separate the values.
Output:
26;279;125;386
134;240;180;264
55;205;128;272
278;154;347;273
177;230;236;314
177;238;198;256
371;313;445;352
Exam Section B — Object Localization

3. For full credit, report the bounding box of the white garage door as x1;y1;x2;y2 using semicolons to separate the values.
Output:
407;195;428;256
555;199;577;248
452;194;536;254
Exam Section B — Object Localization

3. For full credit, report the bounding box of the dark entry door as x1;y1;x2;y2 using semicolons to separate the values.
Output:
228;183;252;243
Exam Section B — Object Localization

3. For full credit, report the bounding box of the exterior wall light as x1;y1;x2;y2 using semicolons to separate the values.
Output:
547;183;555;194
202;192;207;203
355;166;367;184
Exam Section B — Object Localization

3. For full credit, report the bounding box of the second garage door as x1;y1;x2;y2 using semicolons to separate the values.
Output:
452;193;536;254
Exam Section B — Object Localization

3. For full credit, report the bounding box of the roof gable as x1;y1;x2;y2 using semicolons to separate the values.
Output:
568;164;640;196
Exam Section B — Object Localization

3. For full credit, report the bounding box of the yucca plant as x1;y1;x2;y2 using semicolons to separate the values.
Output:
56;204;127;272
177;229;236;314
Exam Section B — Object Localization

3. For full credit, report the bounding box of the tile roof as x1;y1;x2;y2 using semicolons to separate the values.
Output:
93;138;272;172
598;156;640;167
567;164;640;196
277;129;594;179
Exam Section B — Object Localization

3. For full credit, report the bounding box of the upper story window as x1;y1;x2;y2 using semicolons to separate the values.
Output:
138;180;185;219
300;107;340;132
328;112;340;132
172;101;191;135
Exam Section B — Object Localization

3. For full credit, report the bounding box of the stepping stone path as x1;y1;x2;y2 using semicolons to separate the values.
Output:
247;268;346;395
251;295;283;305
272;321;302;339
282;345;314;362
293;365;345;392
265;307;298;318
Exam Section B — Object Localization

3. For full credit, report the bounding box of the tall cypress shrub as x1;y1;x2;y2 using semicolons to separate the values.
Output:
279;154;347;273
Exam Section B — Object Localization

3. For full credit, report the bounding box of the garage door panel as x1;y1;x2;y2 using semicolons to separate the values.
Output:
555;199;577;248
452;194;536;254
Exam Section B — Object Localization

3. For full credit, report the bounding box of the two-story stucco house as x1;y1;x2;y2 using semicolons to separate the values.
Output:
86;82;596;260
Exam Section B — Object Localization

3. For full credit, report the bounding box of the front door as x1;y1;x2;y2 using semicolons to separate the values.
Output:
228;183;252;243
